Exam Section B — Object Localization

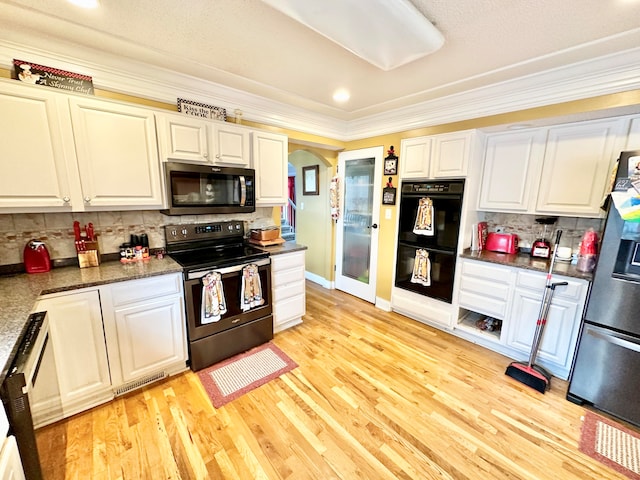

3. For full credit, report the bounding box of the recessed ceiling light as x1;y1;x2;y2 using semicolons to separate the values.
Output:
67;0;99;8
333;89;350;103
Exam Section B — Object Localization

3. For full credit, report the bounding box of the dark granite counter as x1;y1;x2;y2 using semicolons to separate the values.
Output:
251;241;308;256
0;257;183;382
460;249;593;281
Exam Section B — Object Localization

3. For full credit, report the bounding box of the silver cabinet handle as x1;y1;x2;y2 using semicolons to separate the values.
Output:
203;153;208;158
216;153;221;159
84;196;91;203
62;196;70;203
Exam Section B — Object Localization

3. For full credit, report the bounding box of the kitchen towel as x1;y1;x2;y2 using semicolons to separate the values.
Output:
241;264;264;311
201;271;227;324
413;197;435;236
411;249;431;286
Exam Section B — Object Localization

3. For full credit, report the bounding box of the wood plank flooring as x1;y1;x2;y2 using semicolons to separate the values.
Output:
36;281;630;479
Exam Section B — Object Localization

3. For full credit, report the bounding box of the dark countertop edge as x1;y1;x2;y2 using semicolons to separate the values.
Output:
0;257;184;383
459;248;593;281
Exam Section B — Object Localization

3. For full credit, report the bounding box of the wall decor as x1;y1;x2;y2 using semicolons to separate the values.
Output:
384;145;398;175
177;98;227;121
13;59;94;95
383;177;396;205
303;165;319;195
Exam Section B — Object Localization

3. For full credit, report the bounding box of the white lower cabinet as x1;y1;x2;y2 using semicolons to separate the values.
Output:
34;289;112;420
0;435;26;480
101;273;187;391
271;251;306;333
455;258;588;379
31;273;187;423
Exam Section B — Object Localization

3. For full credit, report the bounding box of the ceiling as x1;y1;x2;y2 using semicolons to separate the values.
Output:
1;0;640;131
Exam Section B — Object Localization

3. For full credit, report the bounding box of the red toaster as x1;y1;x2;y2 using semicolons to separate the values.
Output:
24;239;52;273
485;233;519;254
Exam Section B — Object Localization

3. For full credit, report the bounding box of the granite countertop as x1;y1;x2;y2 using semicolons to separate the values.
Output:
460;248;594;281
251;241;308;255
0;257;183;382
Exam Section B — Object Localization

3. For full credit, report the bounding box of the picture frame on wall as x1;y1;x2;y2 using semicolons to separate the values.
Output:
302;165;319;195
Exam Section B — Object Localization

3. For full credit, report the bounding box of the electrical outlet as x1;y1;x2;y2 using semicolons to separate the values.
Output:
496;226;504;233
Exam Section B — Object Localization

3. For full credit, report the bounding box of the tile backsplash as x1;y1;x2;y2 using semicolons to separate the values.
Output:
0;208;276;266
482;212;605;251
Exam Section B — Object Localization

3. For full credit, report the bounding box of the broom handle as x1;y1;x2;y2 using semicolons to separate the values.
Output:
528;230;563;367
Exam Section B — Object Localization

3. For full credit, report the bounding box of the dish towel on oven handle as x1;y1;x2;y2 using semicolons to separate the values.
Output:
201;271;227;324
413;197;435;236
410;249;431;286
241;264;264;312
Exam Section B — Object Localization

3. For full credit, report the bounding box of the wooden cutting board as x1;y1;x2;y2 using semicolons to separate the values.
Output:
247;237;286;247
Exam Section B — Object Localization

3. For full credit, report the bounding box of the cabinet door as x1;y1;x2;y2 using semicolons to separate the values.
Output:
478;129;547;212
400;137;430;178
253;130;288;205
113;295;186;383
431;131;473;178
271;251;306;332
35;290;112;414
506;288;580;370
0;436;26;480
0;82;73;210
536;119;626;216
156;113;209;163
69;97;163;209
213;123;250;166
626;116;640;150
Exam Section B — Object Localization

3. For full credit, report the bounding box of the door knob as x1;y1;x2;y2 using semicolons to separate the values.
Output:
369;224;378;229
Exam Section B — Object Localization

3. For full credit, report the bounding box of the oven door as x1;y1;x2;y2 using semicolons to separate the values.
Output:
395;243;457;303
184;258;272;341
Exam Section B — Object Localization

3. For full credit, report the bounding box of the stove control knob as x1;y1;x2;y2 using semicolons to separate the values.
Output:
235;224;241;230
170;229;177;237
228;225;233;231
181;228;188;236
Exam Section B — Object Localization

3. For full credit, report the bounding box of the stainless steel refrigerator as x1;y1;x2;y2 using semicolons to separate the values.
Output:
567;150;640;427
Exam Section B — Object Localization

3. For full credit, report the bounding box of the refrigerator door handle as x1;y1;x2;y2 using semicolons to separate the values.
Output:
589;328;640;353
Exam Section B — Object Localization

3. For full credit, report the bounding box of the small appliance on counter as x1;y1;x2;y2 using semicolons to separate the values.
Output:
24;239;51;273
485;232;519;254
530;217;557;259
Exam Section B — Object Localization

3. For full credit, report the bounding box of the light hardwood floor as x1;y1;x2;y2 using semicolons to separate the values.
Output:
36;281;629;479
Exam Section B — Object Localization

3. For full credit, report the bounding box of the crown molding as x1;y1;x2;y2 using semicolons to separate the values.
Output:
0;39;639;142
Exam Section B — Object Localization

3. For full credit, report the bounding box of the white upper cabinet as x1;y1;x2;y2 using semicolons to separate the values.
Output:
69;97;163;209
212;122;251;167
252;130;288;206
156;113;209;163
400;130;475;179
478;129;547;212
400;137;431;178
430;130;474;178
156;112;250;167
478;118;627;217
0;81;74;210
0;80;163;212
624;115;640;150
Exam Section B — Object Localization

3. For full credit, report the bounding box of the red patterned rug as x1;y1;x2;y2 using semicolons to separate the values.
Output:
197;342;297;408
579;410;640;479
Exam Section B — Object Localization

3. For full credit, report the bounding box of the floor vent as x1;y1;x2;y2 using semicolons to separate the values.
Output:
114;371;167;396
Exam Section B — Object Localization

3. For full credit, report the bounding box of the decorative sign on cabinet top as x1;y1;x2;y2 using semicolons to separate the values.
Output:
177;98;226;121
13;59;94;95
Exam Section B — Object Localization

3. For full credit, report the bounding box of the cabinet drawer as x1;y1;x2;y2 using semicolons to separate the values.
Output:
273;281;305;302
515;271;585;301
111;273;181;307
274;294;305;322
273;265;305;288
271;251;305;271
461;260;512;284
458;291;508;319
459;275;510;301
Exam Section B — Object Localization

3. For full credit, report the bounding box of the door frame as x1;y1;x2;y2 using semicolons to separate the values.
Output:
335;146;383;303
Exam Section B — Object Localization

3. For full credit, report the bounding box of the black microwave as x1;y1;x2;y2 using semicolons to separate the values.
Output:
162;162;256;215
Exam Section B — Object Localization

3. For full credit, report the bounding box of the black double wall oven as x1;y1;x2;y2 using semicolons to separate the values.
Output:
395;180;465;304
